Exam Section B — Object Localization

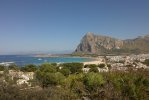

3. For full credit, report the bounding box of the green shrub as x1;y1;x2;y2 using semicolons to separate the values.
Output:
85;64;97;68
59;67;71;76
38;63;56;73
62;63;83;74
51;63;57;67
107;64;111;68
36;63;65;87
107;71;149;99
84;72;105;91
1;63;149;99
143;59;149;66
21;64;37;72
0;65;5;71
63;73;86;97
8;64;19;70
98;64;105;68
89;67;99;73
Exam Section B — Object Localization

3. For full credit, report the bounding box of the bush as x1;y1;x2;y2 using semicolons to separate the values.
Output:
107;64;111;70
51;63;57;67
98;64;105;68
39;72;65;86
8;64;19;70
84;72;105;91
63;73;86;97
54;72;65;85
89;67;99;73
36;63;65;87
85;64;97;68
1;63;149;99
0;65;5;71
62;63;83;74
21;64;37;72
38;63;56;73
59;67;71;76
106;71;149;99
143;59;149;66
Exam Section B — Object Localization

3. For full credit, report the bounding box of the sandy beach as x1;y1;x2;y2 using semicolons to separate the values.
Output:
83;57;105;65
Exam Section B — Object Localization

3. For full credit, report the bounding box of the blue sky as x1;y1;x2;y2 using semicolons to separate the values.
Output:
0;0;149;54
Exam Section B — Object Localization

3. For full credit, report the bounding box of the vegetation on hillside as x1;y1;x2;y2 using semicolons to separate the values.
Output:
0;63;149;99
142;59;149;66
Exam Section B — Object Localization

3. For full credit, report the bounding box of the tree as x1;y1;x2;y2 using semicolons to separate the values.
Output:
38;63;56;73
86;64;98;68
63;73;86;97
84;72;105;91
51;63;57;67
143;59;149;66
36;63;65;88
98;64;105;68
62;63;83;74
8;64;19;71
107;64;111;70
59;67;71;76
21;64;37;72
0;65;5;71
54;72;65;85
89;67;99;73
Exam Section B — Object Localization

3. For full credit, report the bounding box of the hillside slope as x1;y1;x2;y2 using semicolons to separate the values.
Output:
75;32;149;54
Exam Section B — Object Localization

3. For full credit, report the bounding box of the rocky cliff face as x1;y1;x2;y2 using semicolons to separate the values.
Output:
75;32;149;54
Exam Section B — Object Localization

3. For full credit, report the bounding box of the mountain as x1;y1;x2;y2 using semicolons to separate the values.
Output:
75;32;149;54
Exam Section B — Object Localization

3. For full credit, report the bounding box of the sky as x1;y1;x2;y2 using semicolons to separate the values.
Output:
0;0;149;54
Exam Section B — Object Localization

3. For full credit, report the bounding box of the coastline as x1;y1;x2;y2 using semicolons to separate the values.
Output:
0;55;103;66
33;54;103;64
82;57;104;65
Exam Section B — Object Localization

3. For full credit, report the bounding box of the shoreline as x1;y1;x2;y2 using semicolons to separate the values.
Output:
82;57;104;65
33;55;102;65
0;55;102;66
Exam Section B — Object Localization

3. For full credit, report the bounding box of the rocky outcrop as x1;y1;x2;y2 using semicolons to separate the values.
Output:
75;32;149;54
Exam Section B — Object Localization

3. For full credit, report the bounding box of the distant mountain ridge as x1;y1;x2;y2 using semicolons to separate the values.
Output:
75;32;149;54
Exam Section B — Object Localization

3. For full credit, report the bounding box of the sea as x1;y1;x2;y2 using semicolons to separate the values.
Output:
0;55;92;66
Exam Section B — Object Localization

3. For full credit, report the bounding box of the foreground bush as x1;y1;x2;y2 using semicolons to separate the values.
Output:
36;63;65;87
89;67;99;73
0;65;5;71
21;64;37;72
61;63;83;74
0;63;149;100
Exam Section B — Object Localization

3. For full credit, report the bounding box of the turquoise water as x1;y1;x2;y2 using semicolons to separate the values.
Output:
0;55;92;66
